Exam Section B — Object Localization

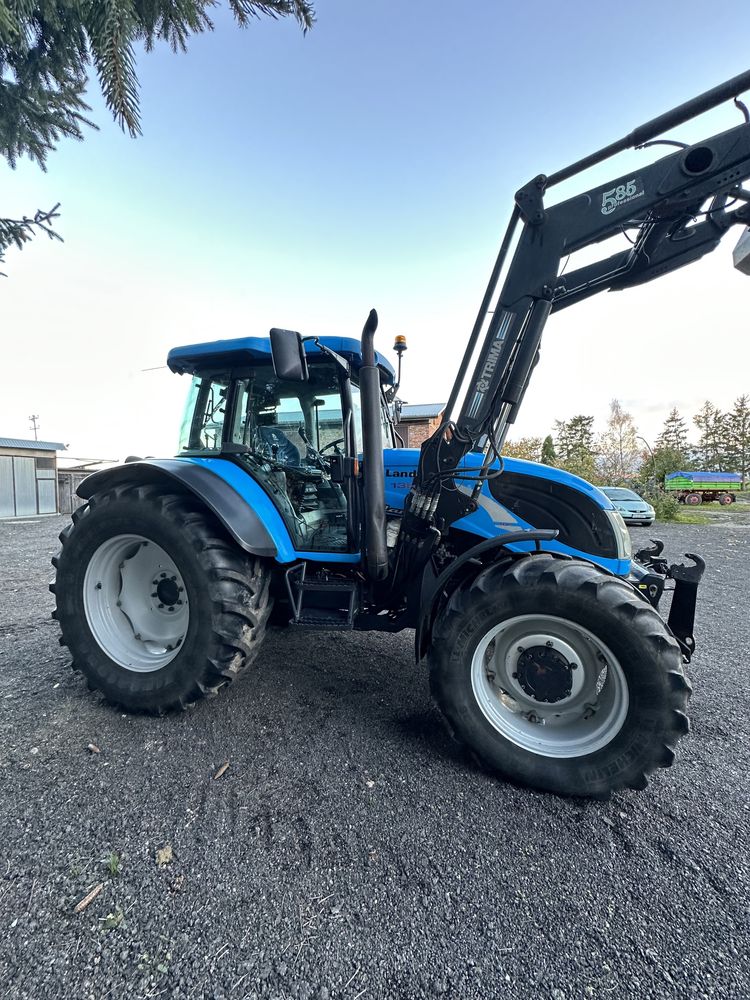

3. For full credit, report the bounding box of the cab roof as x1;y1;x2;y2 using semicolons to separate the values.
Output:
167;335;396;384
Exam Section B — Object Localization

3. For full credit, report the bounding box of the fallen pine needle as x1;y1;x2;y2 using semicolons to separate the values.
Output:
74;883;104;913
343;965;361;991
213;761;230;780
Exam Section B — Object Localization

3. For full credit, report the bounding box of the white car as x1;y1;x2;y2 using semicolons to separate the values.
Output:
602;487;655;526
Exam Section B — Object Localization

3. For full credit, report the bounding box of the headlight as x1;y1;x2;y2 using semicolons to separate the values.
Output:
605;509;632;560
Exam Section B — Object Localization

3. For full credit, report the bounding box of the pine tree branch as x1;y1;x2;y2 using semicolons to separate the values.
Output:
0;204;63;275
86;0;142;136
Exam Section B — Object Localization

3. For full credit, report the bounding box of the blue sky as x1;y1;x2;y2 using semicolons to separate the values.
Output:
2;0;749;459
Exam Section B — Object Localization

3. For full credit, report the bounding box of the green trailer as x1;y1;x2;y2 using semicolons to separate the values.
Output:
665;471;742;505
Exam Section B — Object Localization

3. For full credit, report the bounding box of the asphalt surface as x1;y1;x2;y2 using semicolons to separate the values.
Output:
0;514;748;1000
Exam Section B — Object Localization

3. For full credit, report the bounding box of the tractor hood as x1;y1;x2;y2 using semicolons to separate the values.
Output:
384;449;628;571
384;450;616;514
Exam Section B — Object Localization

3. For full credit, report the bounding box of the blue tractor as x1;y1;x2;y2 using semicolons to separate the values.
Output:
52;71;750;797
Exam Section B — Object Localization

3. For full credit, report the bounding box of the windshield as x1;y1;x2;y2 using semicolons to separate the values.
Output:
230;363;346;463
178;363;348;461
603;488;642;501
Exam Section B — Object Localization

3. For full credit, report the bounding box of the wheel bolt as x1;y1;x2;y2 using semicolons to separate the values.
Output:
512;671;518;679
517;646;525;654
151;592;157;598
158;603;164;609
570;663;578;670
168;606;175;613
178;586;184;593
546;640;554;647
160;572;166;578
171;575;176;581
95;582;102;590
116;600;122;607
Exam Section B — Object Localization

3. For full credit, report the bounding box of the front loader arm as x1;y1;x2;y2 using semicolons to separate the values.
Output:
389;71;750;601
408;72;750;526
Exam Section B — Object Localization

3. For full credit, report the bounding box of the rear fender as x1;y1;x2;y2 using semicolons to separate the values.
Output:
76;459;282;558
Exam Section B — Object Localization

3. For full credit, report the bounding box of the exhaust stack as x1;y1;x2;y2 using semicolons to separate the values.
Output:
359;309;388;581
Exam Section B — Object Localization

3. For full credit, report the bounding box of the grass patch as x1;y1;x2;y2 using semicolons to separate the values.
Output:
105;851;122;877
675;512;710;524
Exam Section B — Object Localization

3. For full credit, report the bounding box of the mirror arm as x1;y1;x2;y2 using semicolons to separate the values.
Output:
304;337;351;375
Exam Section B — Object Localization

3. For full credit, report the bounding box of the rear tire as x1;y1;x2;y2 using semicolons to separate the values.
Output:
51;485;272;712
428;554;691;798
685;492;702;506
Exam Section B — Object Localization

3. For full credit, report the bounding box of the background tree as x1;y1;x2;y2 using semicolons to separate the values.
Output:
724;394;750;485
541;434;556;466
554;415;599;482
554;415;595;460
502;437;543;462
693;400;726;469
597;399;640;484
1;0;315;269
643;446;689;488
655;407;690;453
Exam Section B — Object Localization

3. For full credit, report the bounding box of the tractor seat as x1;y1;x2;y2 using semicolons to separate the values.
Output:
258;425;302;466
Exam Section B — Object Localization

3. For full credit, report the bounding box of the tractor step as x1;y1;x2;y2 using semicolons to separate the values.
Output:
284;564;359;630
293;609;356;630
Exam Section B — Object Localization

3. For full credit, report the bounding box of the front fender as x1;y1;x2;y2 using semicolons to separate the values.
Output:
77;459;282;558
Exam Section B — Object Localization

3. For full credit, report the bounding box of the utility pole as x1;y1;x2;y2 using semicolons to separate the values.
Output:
29;414;40;440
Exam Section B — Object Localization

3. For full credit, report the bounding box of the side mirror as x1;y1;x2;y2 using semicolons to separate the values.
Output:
270;328;309;382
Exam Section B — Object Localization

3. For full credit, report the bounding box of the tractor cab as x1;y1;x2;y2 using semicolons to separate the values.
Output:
167;335;396;555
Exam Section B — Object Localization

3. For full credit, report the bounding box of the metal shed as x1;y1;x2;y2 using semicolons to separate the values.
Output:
0;438;66;518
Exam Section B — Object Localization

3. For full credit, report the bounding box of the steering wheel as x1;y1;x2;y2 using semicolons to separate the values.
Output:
320;437;345;455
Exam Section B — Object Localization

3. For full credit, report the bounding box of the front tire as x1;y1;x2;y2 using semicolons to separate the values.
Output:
51;485;272;712
429;554;691;798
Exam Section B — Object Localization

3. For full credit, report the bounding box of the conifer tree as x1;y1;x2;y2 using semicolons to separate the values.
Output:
725;394;750;486
693;401;725;469
541;434;556;466
655;407;690;453
1;1;315;269
554;415;596;461
554;415;599;482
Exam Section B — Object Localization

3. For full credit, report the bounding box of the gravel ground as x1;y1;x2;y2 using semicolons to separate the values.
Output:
0;515;748;1000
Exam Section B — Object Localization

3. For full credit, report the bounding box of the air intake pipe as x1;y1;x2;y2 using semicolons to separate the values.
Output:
359;309;388;581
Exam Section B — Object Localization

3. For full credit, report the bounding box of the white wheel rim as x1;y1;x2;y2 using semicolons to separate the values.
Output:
470;614;629;758
83;534;189;672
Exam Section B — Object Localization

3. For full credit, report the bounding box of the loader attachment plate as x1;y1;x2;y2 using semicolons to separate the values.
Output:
666;554;706;661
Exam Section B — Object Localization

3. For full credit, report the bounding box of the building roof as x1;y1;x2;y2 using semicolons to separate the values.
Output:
0;437;66;452
399;403;445;420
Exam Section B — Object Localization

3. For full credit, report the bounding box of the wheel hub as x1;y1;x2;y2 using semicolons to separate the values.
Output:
516;645;573;703
155;576;180;608
471;615;630;758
